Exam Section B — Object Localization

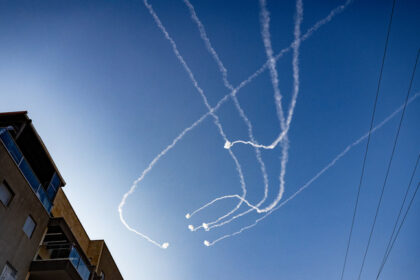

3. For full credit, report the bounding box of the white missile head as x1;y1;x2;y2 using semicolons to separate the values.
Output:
188;225;194;231
185;213;191;219
161;242;169;249
202;223;209;231
224;140;232;149
203;240;210;247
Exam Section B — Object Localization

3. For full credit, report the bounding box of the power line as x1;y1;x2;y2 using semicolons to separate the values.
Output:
339;0;397;279
376;182;420;278
356;49;419;280
376;154;420;279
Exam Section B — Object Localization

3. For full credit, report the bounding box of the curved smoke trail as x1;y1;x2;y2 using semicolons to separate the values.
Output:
119;0;354;248
205;0;303;232
183;0;269;231
186;0;353;222
206;92;420;246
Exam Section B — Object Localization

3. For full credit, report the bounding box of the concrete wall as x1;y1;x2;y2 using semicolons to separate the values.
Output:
0;143;50;280
51;190;123;279
94;243;124;280
87;240;103;269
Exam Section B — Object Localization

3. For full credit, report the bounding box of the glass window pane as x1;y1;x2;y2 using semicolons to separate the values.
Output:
0;263;17;280
77;259;90;280
0;182;13;206
22;216;36;238
46;184;57;201
69;247;80;267
50;173;61;189
36;187;52;213
0;129;23;164
19;159;40;192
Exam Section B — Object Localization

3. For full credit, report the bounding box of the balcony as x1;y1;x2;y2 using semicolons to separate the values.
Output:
29;218;92;280
0;127;61;213
30;245;91;280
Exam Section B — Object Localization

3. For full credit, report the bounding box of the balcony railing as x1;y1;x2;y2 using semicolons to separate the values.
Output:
0;127;58;213
45;244;91;280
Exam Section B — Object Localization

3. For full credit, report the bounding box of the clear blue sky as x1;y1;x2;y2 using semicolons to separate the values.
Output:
1;0;419;279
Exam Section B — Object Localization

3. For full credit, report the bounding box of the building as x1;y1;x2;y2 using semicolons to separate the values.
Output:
0;111;123;280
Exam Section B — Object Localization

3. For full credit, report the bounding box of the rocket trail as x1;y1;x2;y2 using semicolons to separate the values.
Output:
205;0;303;231
183;0;269;227
227;0;353;150
119;0;249;248
119;0;354;247
185;0;353;228
204;92;420;246
188;0;305;230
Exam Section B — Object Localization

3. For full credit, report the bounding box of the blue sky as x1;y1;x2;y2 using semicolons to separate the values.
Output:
1;0;419;279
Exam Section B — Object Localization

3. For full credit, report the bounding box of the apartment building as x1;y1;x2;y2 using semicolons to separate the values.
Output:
0;111;123;280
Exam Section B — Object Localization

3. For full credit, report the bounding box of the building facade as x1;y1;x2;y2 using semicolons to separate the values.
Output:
0;112;123;280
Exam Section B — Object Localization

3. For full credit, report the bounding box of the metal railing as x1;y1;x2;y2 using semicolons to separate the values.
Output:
45;244;91;280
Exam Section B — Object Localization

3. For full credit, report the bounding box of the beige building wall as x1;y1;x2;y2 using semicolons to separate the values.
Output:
51;188;91;255
0;143;50;280
51;188;123;279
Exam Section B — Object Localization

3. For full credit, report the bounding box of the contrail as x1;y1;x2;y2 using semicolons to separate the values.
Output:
183;0;269;229
119;0;354;247
204;92;420;246
204;0;303;231
119;0;249;248
186;0;352;228
251;0;290;217
259;0;287;127
142;0;252;231
226;0;353;150
189;0;306;231
118;111;210;249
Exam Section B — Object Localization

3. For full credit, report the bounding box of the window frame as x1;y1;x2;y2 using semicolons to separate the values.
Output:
0;180;14;207
22;215;37;239
0;262;18;280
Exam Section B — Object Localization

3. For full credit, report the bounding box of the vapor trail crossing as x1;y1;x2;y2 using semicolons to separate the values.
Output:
183;0;353;227
118;0;354;248
202;0;303;232
183;0;269;230
205;92;420;246
183;0;269;231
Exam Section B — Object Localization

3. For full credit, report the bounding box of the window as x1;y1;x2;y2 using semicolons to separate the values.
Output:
0;181;13;207
22;215;36;238
0;263;17;280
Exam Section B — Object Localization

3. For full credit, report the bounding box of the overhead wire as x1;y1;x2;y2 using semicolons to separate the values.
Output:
339;0;397;278
375;154;420;279
356;49;419;280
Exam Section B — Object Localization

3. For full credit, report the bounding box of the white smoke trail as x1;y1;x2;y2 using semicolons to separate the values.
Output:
191;0;306;230
118;110;211;248
204;0;303;231
204;92;420;246
143;0;252;228
228;0;353;150
260;0;287;127
250;0;290;217
184;0;352;226
118;0;249;248
119;0;353;247
183;0;269;228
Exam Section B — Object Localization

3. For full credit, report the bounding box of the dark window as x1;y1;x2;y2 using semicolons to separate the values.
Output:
0;181;14;207
22;215;36;238
0;263;17;280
